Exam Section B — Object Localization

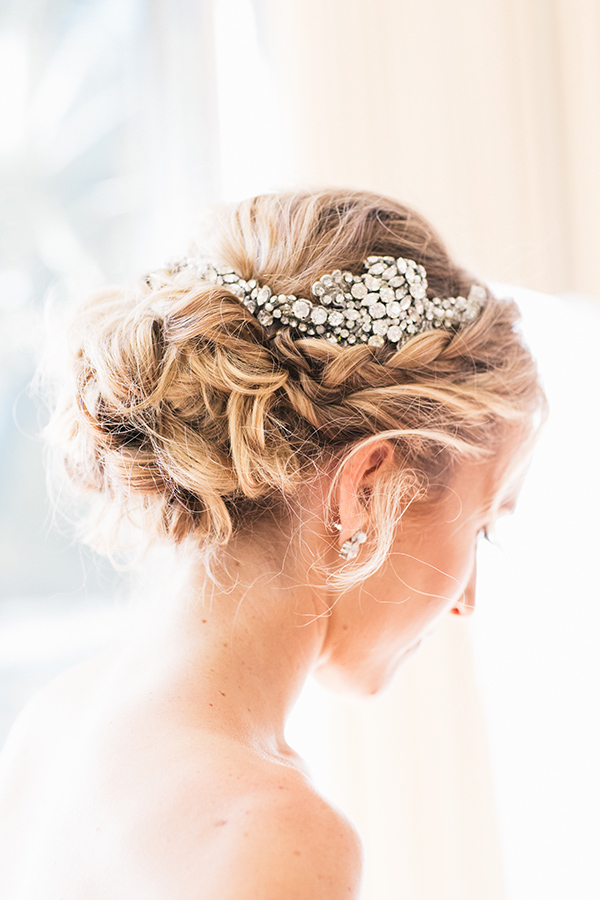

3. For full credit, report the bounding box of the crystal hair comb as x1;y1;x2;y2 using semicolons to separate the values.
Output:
164;255;486;349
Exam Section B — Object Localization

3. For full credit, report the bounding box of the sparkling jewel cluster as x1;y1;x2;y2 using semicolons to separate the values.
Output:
339;529;367;561
170;256;485;349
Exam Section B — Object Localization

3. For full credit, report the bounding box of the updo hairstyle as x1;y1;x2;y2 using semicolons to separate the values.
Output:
45;190;544;584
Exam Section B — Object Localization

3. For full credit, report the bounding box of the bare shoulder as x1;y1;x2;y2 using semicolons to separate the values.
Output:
0;664;76;764
216;769;363;900
0;650;115;774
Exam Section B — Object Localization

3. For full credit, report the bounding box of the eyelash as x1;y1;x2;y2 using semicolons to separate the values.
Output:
479;527;493;543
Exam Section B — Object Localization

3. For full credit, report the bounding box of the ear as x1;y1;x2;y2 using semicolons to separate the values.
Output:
335;439;397;544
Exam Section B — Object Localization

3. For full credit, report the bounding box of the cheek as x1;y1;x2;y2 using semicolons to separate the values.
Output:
393;539;476;618
373;560;451;639
436;531;478;590
386;548;464;607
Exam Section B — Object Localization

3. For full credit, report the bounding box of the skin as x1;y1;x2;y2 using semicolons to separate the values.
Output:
0;440;519;900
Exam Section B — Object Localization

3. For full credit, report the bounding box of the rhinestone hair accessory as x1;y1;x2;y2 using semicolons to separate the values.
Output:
165;256;486;349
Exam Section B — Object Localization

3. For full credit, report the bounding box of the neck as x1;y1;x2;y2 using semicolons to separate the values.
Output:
116;528;328;761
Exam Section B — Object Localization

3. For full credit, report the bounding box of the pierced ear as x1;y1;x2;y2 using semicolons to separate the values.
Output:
334;440;396;543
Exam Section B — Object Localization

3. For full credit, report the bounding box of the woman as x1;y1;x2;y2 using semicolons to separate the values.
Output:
0;190;544;898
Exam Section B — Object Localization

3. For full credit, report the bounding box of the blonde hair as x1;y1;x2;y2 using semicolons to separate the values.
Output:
45;190;545;585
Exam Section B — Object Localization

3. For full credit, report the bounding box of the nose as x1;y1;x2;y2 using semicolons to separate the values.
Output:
451;562;477;616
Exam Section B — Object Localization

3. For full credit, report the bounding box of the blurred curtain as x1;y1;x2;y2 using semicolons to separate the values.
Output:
138;0;222;263
261;0;600;298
